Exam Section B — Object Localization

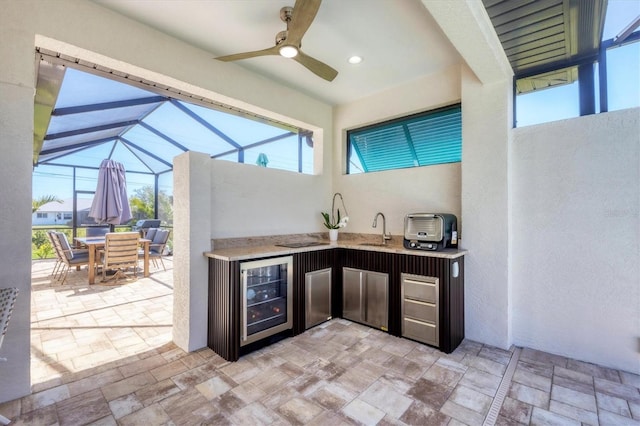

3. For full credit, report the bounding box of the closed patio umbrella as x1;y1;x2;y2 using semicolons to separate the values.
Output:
88;159;132;231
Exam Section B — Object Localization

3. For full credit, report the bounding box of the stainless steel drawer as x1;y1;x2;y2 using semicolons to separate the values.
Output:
403;276;437;303
403;317;437;346
404;299;437;323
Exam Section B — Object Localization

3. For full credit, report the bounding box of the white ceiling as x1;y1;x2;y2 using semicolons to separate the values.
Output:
93;0;462;106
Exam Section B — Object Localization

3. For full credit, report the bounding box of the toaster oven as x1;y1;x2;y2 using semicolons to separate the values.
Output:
403;213;458;251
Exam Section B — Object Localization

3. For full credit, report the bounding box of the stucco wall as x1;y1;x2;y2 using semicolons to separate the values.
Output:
0;68;34;404
333;67;463;237
333;62;513;351
173;152;211;352
460;69;513;350
209;160;330;239
512;108;640;373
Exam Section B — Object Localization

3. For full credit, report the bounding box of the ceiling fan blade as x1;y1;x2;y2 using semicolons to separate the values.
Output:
287;0;322;45
294;50;338;82
215;45;279;62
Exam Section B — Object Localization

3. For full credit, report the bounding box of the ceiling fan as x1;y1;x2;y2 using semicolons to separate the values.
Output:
214;0;338;82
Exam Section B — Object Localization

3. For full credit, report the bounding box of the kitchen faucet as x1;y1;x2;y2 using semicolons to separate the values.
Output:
372;212;392;244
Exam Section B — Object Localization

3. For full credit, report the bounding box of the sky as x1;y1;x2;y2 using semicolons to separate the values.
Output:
32;0;640;203
516;0;640;126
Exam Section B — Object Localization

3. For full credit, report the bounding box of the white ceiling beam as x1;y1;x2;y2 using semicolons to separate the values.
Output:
422;0;513;84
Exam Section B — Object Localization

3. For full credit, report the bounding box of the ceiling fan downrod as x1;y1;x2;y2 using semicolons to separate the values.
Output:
278;6;298;58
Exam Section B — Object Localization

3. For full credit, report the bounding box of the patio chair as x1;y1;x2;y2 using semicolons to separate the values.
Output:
51;232;91;285
132;219;161;237
144;227;158;242
47;230;63;279
100;232;140;283
0;287;19;425
141;229;170;271
85;226;110;238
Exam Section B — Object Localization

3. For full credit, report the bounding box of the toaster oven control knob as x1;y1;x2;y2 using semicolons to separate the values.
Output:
409;241;416;248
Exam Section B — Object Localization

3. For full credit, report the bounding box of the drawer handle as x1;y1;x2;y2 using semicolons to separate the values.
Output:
405;299;435;307
405;317;436;327
405;279;436;287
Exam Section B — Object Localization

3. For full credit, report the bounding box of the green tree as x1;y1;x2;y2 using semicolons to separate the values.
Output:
32;195;62;213
129;185;173;225
32;230;54;259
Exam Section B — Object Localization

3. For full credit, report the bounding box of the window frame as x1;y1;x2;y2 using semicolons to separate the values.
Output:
346;103;462;175
513;31;640;128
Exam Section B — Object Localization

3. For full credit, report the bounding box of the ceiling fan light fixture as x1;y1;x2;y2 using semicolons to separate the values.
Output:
279;45;298;58
214;2;338;81
348;56;363;64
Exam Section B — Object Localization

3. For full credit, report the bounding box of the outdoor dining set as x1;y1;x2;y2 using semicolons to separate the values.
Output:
46;227;170;285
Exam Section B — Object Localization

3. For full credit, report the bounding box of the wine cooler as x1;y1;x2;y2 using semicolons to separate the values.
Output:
240;256;293;346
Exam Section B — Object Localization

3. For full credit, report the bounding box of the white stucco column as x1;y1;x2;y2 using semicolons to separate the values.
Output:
0;5;36;402
0;79;34;404
461;70;513;348
173;151;211;352
423;0;514;349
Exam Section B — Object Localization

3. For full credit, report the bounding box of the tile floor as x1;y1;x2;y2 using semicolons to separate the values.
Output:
0;259;638;425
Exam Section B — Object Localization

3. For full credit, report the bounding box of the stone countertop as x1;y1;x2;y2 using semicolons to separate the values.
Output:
204;237;467;262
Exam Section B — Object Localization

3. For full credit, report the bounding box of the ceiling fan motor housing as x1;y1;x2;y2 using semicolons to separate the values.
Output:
280;6;293;23
214;1;338;82
275;30;288;46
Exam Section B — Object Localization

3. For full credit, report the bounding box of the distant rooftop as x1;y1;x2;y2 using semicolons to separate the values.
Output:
37;198;92;213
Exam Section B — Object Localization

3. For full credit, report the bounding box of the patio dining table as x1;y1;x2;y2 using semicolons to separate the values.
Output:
75;236;151;284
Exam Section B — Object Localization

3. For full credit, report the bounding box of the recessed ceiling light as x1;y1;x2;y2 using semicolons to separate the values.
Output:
348;56;363;64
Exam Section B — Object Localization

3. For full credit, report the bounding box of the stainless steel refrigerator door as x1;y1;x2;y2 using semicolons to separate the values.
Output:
305;268;332;329
364;270;388;330
342;268;364;322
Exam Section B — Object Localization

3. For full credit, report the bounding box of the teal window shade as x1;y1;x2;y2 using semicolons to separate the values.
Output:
347;104;461;174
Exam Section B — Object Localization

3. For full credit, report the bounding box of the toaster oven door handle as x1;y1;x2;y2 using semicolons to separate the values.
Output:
408;213;435;219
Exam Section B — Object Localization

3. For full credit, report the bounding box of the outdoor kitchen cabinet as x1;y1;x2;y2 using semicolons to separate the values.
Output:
338;249;464;353
293;250;336;335
401;273;439;347
305;268;332;330
208;251;335;360
208;257;241;361
207;247;465;361
208;255;295;362
342;268;389;331
398;254;465;353
340;249;400;334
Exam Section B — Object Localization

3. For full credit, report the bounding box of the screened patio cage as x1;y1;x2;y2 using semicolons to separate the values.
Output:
33;49;316;237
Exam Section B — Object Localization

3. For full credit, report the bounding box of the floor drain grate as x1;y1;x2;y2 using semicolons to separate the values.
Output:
483;346;521;426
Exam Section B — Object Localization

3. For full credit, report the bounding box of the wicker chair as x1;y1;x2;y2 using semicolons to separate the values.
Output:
100;232;140;283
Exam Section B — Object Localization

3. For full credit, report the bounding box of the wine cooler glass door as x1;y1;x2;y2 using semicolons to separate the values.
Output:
241;256;293;346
